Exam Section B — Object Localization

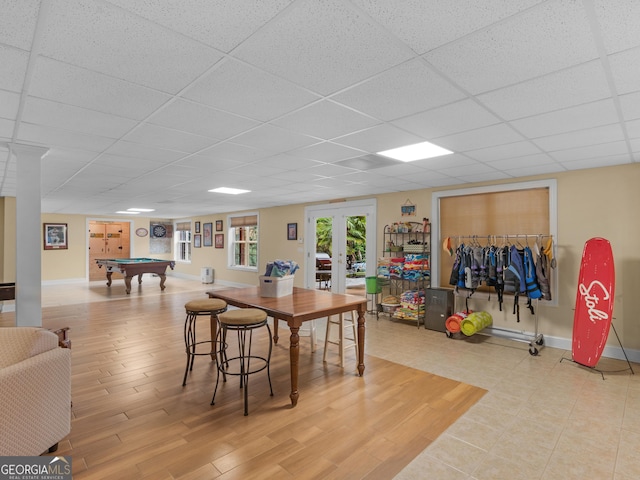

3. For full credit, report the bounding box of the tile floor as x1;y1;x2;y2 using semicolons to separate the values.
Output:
34;278;640;479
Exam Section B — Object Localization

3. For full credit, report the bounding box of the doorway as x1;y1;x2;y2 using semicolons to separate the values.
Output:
88;221;131;280
304;199;377;295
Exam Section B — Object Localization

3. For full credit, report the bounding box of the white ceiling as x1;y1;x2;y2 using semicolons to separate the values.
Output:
1;0;639;219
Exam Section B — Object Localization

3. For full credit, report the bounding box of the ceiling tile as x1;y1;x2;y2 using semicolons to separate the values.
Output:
289;142;366;163
559;154;633;171
532;124;626;152
464;141;542;162
182;59;319;122
0;0;40;50
332;59;465;121
333;124;425;153
104;140;186;164
608;47;640;95
271;100;380;139
620;91;640;121
122;124;218;154
197;142;269;164
147;98;259;140
353;0;543;54
0;45;29;93
625;118;640;139
0;118;15;139
434;123;525;152
504;162;566;177
106;0;293;53
549;141;629;162
424;0;598;94
253;153;324;171
485;153;557;171
29;57;172;120
593;0;640;54
231;124;319;153
40;0;224;94
22;97;138;138
510;99;619;138
477;61;611;120
392;99;501;139
410;153;477;170
0;90;20;119
233;0;414;94
18;123;115;152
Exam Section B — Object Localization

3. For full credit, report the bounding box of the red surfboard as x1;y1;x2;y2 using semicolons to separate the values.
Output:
572;238;615;368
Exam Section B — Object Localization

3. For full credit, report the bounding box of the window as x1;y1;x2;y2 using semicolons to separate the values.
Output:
228;214;258;270
175;221;191;262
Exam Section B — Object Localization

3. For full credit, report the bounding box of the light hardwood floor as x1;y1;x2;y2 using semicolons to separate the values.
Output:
4;276;640;479
0;279;484;479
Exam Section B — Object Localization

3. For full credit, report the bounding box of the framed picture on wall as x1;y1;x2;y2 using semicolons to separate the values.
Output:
194;234;201;248
287;222;297;240
194;221;201;234
203;223;213;247
44;223;68;250
215;220;223;231
215;234;224;249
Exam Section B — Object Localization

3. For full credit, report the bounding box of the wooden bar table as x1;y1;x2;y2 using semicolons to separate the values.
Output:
206;286;367;407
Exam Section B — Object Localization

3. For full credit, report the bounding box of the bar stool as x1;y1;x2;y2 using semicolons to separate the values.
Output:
182;298;227;386
323;311;358;368
211;308;273;416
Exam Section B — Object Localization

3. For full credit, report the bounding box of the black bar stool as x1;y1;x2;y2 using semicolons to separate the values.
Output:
182;298;227;386
211;308;273;416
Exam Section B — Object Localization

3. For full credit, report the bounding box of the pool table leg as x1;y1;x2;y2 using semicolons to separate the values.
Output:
105;272;113;287
159;274;167;291
124;276;132;294
137;273;143;284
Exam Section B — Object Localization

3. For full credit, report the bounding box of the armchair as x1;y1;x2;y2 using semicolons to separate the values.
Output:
0;327;71;455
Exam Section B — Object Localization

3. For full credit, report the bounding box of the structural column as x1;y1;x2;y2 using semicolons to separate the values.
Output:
11;143;49;327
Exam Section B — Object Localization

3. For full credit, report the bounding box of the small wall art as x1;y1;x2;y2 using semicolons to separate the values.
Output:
287;222;297;241
203;222;213;247
44;223;68;250
215;234;224;248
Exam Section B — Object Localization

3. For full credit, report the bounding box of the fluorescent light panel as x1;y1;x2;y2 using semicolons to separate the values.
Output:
209;187;251;195
377;141;453;162
127;208;155;212
116;211;140;214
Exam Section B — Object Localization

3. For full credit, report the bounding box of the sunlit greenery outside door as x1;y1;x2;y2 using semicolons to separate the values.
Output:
316;215;366;263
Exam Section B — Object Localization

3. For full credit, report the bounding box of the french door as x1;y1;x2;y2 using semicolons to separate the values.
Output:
304;199;376;294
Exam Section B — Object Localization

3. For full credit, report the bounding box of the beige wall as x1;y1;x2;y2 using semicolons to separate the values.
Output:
1;163;639;354
0;197;16;282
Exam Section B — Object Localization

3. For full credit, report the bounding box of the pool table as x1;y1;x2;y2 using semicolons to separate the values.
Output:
96;258;175;294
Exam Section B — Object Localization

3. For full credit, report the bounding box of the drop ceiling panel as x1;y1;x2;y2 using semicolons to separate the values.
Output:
252;154;324;171
271;100;380;140
198;142;270;164
0;0;40;50
510;99;619;138
504;162;566;178
147;98;260;140
104;140;186;164
29;57;172;120
22;97;138;139
233;0;414;95
18;124;115;152
560;154;633;171
532;124;626;152
0;46;29;93
411;153;477;171
333;124;425;152
433;123;525;152
549;141;630;162
331;59;465;121
477;61;612;120
593;0;640;54
182;59;320;122
106;0;293;53
352;0;543;54
122;124;219;154
625;118;640;139
290;142;366;163
231;124;319;152
392;99;501;139
0;90;20;119
485;153;558;171
40;0;224;93
620;92;640;121
0;119;14;139
464;141;542;162
608;48;640;95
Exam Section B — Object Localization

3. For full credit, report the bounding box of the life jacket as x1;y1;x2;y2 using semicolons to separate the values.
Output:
524;246;542;300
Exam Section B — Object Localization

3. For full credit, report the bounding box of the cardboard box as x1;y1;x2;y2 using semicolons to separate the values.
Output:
259;275;294;297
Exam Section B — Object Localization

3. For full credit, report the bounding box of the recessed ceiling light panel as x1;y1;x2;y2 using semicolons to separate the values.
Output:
116;211;140;214
377;141;453;162
127;208;155;212
208;187;251;195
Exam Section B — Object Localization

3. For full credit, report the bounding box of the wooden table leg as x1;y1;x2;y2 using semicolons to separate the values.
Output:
124;276;132;294
289;325;300;407
273;317;279;344
137;273;144;284
356;305;365;376
159;274;167;291
105;271;112;287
